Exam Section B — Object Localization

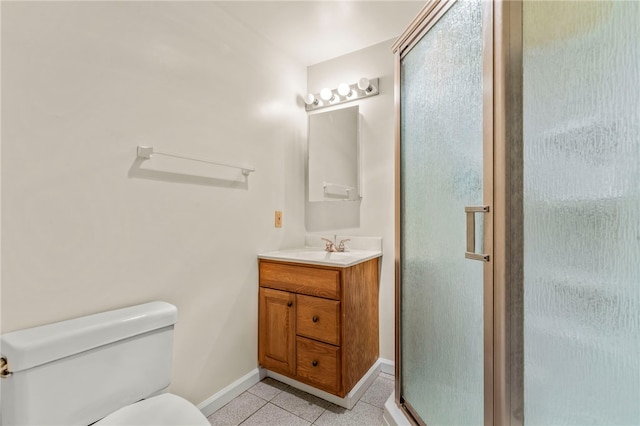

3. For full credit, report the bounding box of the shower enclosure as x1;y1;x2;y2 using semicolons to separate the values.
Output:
394;0;639;424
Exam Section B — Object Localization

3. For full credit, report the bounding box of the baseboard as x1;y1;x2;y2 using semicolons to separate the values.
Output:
196;368;262;417
378;357;394;375
265;357;394;410
383;391;411;426
196;358;395;417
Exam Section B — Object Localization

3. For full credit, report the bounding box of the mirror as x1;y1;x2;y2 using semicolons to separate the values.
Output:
308;105;360;202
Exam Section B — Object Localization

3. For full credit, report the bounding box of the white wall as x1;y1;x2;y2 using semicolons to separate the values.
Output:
306;39;397;361
1;1;307;405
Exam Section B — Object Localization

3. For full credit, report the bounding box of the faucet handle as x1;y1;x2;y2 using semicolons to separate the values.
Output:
337;239;351;252
321;237;336;252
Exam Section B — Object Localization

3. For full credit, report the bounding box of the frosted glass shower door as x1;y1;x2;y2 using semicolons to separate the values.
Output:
523;1;640;424
399;0;487;424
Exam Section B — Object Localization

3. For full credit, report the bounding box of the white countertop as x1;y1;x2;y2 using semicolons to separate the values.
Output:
258;247;382;267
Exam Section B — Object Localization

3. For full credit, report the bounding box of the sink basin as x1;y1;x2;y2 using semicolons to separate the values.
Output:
258;247;381;267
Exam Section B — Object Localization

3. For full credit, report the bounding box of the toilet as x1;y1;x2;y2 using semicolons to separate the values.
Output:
0;301;210;426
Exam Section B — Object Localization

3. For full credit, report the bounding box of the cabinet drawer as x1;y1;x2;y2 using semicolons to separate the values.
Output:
259;261;340;300
296;295;341;345
296;337;341;394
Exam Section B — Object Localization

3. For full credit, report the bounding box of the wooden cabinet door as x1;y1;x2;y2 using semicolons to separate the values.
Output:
258;287;296;375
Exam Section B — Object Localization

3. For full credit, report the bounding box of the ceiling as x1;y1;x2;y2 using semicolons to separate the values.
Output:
216;1;425;66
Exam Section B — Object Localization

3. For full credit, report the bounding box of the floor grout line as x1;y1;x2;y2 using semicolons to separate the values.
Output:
214;373;395;426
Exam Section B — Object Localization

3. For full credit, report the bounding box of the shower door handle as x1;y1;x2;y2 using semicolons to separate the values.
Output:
465;205;490;262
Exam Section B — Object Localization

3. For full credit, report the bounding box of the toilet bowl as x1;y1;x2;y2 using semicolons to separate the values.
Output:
0;302;209;426
94;393;208;426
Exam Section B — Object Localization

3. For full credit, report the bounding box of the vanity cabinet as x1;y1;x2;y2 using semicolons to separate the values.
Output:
258;258;379;397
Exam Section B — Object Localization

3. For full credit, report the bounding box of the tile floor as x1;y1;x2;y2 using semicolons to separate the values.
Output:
207;372;395;426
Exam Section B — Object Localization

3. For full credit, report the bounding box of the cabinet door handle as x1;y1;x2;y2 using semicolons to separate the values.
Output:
287;301;293;307
312;360;318;367
312;316;318;323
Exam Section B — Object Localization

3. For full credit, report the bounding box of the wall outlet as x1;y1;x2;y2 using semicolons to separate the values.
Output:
275;211;283;228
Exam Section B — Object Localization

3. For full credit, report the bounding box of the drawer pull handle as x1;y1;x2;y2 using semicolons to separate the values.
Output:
312;316;319;323
287;301;293;307
312;360;318;367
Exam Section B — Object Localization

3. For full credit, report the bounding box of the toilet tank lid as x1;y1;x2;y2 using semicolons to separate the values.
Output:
0;301;177;373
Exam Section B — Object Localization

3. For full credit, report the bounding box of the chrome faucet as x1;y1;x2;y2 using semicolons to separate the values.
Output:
321;235;350;252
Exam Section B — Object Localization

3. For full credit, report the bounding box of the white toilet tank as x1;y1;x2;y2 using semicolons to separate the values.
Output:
0;302;178;426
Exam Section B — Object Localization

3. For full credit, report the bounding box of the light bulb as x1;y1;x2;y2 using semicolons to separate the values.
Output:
358;77;373;93
304;94;318;106
337;83;351;97
320;88;335;102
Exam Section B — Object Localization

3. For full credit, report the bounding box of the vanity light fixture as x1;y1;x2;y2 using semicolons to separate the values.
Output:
320;87;337;102
358;77;374;93
304;77;379;111
304;94;320;107
337;82;354;98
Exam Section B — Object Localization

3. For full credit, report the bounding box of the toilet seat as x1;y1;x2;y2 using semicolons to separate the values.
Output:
94;393;209;426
